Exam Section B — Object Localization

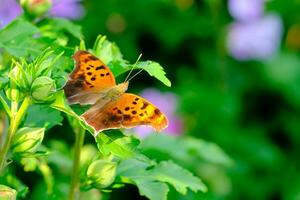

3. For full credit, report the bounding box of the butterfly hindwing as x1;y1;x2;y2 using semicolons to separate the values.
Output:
63;50;116;104
81;93;168;133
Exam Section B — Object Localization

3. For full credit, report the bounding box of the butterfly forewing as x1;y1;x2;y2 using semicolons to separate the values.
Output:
63;50;116;105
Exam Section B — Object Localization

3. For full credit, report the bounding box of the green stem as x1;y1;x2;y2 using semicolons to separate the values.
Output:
0;96;31;172
68;127;85;200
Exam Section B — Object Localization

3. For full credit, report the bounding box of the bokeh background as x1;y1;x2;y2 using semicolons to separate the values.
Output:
2;0;300;199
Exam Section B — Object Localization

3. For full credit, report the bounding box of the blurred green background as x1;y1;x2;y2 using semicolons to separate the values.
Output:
2;0;300;199
74;0;300;199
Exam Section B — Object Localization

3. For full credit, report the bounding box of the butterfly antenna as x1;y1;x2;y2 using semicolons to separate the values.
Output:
127;67;145;82
124;53;142;82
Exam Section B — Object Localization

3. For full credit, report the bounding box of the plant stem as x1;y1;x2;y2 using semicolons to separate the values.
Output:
68;127;85;200
0;96;31;172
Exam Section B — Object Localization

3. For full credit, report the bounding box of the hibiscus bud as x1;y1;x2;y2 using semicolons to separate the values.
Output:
31;76;55;102
5;88;22;102
11;127;45;155
21;0;52;17
87;160;117;188
0;185;17;200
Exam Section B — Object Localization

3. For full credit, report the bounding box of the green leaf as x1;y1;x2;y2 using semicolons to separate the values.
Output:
117;159;169;200
93;35;123;64
95;131;140;158
25;105;63;129
150;161;207;194
117;159;207;200
45;18;83;40
136;61;171;87
0;18;43;57
135;180;169;200
141;134;233;167
109;60;171;87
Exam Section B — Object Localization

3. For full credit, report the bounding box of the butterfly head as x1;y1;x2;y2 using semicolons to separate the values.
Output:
117;81;129;93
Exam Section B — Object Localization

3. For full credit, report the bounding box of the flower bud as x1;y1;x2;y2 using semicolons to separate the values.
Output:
80;145;98;170
11;127;45;155
0;185;17;200
5;88;22;102
21;0;52;18
31;76;55;102
87;160;117;188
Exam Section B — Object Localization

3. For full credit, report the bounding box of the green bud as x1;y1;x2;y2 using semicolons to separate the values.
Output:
0;185;17;200
21;0;52;18
31;76;55;102
11;127;45;156
80;145;98;169
9;65;32;90
5;88;22;102
87;160;117;188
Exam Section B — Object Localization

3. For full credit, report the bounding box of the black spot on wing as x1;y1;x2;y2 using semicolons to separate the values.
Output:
96;66;106;70
132;111;137;115
124;114;132;121
154;109;161;115
107;113;122;122
141;102;149;110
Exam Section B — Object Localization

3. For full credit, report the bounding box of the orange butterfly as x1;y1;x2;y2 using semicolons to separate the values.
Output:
63;50;168;134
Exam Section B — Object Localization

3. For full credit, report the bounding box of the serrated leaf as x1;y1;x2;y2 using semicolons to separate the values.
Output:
141;134;233;167
0;18;44;57
117;159;207;200
46;18;83;40
96;131;140;158
135;180;169;200
136;61;171;87
108;60;171;87
25;105;63;129
117;159;149;177
93;35;123;64
150;161;207;194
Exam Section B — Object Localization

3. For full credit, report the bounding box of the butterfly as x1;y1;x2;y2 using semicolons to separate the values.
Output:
63;50;168;134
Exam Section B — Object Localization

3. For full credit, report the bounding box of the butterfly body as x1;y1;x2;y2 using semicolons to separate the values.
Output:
64;50;168;134
104;82;129;101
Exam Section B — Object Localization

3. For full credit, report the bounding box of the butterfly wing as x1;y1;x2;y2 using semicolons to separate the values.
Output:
63;50;116;105
81;93;168;133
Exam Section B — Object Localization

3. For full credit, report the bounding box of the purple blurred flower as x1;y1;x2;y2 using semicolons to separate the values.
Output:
227;14;283;61
0;0;84;28
228;0;264;22
50;0;84;19
134;88;183;138
0;0;22;27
